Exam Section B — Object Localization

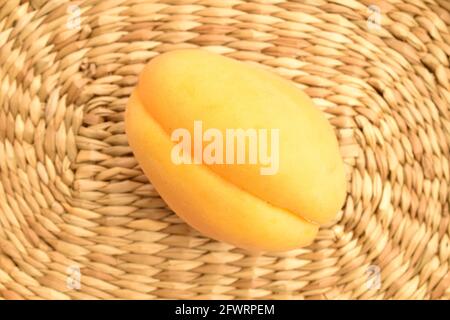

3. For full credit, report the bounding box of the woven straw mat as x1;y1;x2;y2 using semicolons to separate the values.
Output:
0;0;449;300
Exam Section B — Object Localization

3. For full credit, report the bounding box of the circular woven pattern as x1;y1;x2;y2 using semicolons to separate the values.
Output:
0;0;449;300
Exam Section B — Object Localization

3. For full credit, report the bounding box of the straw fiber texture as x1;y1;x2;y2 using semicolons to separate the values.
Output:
0;0;449;300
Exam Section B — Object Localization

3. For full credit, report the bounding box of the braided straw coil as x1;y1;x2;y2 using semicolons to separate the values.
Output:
0;0;449;300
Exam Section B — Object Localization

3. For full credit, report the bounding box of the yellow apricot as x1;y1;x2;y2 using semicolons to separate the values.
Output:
125;49;346;251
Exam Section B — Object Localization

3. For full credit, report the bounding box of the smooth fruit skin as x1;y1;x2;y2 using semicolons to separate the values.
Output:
125;49;346;251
